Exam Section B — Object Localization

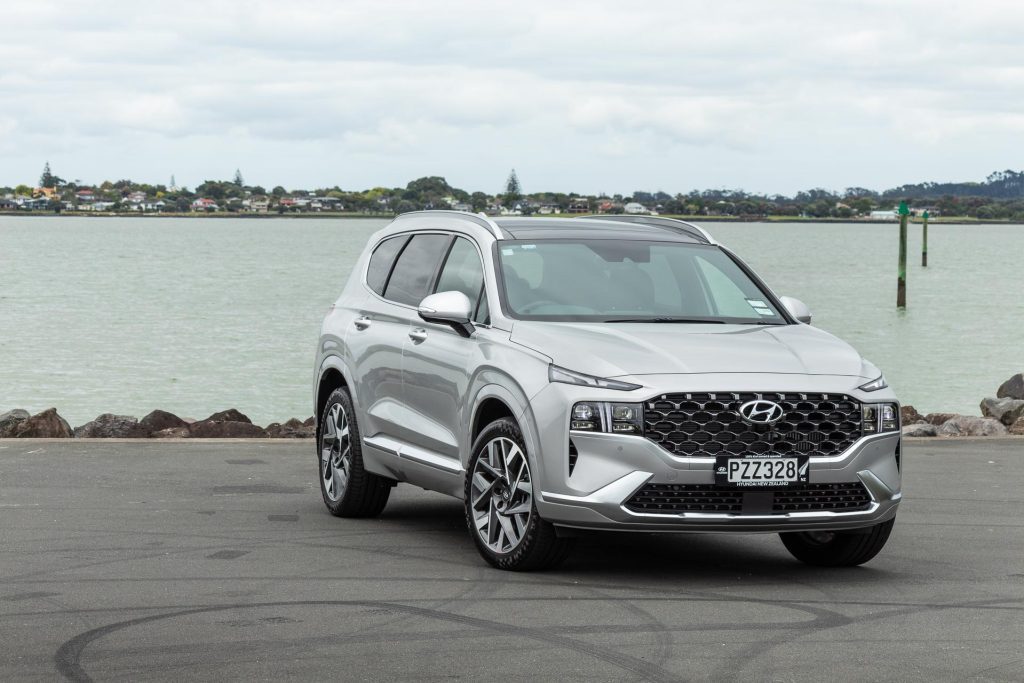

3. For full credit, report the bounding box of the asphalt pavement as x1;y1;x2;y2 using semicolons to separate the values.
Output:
1;437;1022;682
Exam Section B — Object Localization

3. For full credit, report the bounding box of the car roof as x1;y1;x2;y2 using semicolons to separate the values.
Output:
493;216;710;244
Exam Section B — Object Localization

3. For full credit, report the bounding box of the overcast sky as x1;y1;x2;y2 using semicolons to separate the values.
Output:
1;0;1021;195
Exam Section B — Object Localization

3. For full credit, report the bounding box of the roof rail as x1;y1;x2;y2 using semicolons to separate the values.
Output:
577;215;715;244
392;209;503;239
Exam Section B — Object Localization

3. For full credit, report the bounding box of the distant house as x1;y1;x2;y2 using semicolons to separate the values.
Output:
126;191;147;204
246;196;269;213
192;198;219;211
537;204;560;215
567;198;590;213
624;202;649;215
869;210;897;220
76;189;96;203
451;202;471;212
0;197;17;210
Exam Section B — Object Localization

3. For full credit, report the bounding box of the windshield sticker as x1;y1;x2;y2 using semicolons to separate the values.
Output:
746;298;773;316
502;248;514;255
521;244;537;250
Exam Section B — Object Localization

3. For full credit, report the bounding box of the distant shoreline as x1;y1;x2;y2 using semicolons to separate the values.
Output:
2;210;1023;225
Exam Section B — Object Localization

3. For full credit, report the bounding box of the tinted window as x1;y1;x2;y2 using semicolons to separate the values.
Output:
435;237;484;302
383;234;451;306
366;235;409;295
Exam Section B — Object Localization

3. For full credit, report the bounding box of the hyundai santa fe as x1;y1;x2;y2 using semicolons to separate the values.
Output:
313;211;901;570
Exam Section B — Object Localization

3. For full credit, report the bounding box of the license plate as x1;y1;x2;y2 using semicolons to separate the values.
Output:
714;455;809;487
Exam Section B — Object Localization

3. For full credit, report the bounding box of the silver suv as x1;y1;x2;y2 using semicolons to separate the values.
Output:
314;211;901;570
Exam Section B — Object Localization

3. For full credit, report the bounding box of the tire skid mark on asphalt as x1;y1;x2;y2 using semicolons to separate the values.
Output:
715;594;1024;680
53;600;685;683
0;530;352;585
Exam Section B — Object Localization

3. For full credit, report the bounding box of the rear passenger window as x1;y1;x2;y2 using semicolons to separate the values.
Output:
366;235;409;295
383;234;451;306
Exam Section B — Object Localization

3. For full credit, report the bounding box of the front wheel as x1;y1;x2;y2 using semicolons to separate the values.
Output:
780;518;895;567
465;418;572;571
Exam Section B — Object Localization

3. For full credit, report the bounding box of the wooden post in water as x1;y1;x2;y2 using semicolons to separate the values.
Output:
921;210;929;267
897;201;908;308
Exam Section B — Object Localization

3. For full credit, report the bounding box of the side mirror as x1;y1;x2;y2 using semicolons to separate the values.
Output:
418;291;475;337
779;296;812;324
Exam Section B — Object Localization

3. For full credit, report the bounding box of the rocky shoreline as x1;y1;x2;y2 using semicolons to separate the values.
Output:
901;373;1024;437
0;408;315;439
3;372;1023;440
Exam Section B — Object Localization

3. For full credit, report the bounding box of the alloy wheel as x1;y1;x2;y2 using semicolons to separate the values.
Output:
470;436;533;553
320;403;351;502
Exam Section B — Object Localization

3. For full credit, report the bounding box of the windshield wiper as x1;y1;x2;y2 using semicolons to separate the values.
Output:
604;317;726;324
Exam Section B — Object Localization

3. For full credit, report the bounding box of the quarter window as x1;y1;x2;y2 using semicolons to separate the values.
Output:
383;234;452;306
366;235;409;295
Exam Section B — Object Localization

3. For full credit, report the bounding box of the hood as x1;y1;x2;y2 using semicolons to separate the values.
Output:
510;321;874;379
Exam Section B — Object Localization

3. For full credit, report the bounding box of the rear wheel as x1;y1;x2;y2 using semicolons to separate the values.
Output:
465;418;573;571
318;387;391;517
780;518;895;567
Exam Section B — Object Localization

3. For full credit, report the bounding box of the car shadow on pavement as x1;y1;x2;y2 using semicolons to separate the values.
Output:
369;496;899;582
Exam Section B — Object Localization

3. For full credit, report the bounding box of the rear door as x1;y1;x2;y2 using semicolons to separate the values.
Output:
348;232;451;449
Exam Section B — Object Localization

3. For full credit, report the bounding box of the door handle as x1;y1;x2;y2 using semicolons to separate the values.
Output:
408;328;428;343
353;316;371;330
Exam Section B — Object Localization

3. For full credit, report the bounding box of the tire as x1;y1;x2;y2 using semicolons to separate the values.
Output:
780;518;895;567
465;418;573;571
317;387;391;518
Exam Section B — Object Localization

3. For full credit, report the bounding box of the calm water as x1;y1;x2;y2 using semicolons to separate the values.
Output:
1;216;1021;426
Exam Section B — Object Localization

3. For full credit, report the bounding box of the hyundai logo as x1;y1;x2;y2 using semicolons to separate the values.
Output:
738;399;784;425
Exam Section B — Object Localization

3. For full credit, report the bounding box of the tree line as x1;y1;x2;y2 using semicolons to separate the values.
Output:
4;164;1024;220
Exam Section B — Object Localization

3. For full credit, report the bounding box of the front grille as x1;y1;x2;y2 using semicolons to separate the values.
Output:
644;392;862;458
625;481;871;514
772;483;872;512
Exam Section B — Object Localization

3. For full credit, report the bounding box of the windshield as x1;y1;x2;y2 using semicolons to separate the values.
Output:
496;239;787;324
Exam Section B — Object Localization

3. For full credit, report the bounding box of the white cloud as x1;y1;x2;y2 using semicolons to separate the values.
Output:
1;0;1022;193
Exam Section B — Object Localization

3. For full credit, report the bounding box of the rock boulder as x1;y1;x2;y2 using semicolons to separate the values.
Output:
265;418;315;439
980;397;1024;427
13;408;73;438
189;420;266;438
74;414;148;438
139;410;189;435
938;415;1007;437
152;426;191;438
1010;417;1024;436
902;423;938;437
203;409;252;424
900;405;926;425
0;409;30;437
925;412;957;426
996;373;1024;400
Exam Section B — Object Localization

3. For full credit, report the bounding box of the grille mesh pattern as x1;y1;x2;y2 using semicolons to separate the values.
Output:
625;482;872;514
772;483;871;512
625;484;743;513
644;392;862;458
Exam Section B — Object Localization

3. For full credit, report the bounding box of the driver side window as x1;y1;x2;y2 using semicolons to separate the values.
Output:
435;237;489;324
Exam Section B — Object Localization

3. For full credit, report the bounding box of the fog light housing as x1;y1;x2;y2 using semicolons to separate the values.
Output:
862;403;899;434
570;402;643;434
881;404;899;432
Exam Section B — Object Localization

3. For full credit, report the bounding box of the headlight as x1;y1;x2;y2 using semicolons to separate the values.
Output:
859;375;888;392
549;364;641;391
863;402;899;434
570;401;643;434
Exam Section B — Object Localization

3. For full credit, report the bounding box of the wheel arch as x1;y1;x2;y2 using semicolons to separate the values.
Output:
316;355;355;437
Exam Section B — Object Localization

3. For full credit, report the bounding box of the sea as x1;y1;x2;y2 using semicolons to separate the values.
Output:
1;215;1021;426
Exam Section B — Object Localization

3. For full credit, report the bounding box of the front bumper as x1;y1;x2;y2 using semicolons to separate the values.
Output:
529;374;902;533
